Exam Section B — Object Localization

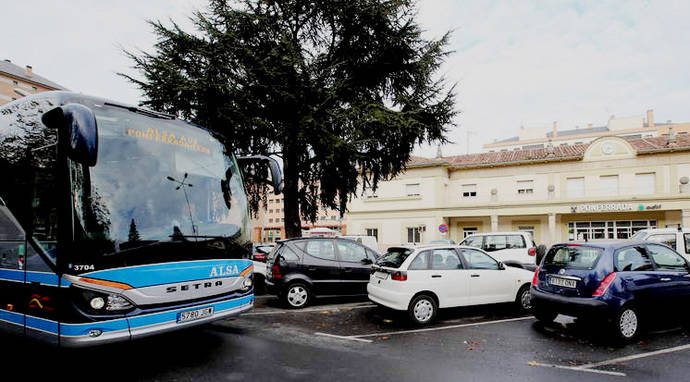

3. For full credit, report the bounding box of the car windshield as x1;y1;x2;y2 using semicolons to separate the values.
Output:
376;247;413;268
544;245;603;269
71;105;250;257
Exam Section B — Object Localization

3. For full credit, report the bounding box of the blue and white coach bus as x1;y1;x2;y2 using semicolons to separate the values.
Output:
0;91;282;346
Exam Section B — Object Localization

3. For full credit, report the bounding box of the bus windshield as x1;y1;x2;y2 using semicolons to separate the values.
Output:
69;104;250;265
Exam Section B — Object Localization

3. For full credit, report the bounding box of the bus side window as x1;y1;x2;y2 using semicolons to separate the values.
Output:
0;97;59;265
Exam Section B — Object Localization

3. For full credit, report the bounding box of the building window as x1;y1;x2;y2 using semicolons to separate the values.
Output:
636;173;655;194
517;180;534;194
406;183;420;197
566;177;585;198
269;209;273;213
366;228;378;240
599;175;618;196
462;227;478;238
268;218;273;223
462;184;477;198
407;227;422;244
568;220;656;241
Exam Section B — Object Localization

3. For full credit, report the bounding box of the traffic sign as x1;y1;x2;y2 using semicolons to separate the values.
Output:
438;224;448;233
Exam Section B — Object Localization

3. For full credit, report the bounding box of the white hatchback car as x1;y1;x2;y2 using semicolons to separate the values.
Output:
368;245;534;325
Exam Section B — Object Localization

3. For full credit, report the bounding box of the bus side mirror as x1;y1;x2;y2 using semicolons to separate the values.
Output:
237;155;283;195
42;104;98;167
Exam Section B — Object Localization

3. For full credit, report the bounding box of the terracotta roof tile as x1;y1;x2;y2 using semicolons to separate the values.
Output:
409;135;690;169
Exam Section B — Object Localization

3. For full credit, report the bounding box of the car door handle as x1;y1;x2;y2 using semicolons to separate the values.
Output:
344;268;353;272
308;267;317;271
471;274;480;278
431;275;442;278
660;277;672;282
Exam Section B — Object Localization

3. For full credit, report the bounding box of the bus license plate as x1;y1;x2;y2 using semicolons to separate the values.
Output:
177;307;214;323
548;276;577;289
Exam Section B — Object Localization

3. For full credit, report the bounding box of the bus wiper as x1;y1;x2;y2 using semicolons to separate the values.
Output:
104;102;175;120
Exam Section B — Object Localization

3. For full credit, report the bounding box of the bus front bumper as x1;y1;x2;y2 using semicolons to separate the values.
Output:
60;295;254;348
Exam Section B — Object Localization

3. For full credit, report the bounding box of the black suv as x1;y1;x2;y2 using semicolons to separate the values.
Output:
265;237;379;308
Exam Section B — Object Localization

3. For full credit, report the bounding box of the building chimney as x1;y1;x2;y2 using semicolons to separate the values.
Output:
667;126;677;147
646;109;654;127
25;65;32;76
552;121;558;137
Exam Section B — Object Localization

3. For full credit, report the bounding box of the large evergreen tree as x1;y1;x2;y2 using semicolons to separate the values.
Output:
122;0;456;238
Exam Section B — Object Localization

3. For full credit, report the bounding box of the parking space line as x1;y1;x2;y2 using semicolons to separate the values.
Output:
314;332;373;343
579;343;690;369
246;302;375;316
351;316;534;338
529;362;626;377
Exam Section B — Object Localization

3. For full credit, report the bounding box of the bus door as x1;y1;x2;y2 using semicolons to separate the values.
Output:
0;204;26;337
24;241;60;345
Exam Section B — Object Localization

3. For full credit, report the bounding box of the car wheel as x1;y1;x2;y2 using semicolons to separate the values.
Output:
515;285;532;312
282;282;311;309
408;294;437;326
612;306;640;343
533;309;558;323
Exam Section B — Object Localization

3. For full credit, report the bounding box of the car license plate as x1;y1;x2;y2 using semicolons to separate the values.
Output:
548;276;577;289
374;271;388;280
177;307;214;323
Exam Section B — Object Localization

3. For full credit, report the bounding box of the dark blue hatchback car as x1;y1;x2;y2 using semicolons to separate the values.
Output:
531;240;690;342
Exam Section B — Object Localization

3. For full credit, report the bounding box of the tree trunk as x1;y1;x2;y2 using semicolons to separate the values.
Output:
282;140;302;238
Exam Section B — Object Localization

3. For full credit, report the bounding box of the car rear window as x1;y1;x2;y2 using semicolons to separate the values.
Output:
376;247;414;268
544;245;603;269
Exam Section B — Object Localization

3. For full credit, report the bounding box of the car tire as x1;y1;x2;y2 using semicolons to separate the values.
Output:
515;285;532;312
533;309;558;323
407;294;437;326
611;305;640;343
281;282;311;309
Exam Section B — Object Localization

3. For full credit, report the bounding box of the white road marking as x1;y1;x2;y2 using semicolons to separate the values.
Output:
314;332;373;343
580;343;690;369
246;302;375;316
529;343;690;377
529;362;626;377
351;316;534;338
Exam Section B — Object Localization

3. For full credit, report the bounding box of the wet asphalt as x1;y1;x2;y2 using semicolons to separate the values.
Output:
2;293;690;381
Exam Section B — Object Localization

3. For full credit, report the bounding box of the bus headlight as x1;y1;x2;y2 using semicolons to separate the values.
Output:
106;294;133;311
89;297;105;310
78;289;133;313
241;277;253;291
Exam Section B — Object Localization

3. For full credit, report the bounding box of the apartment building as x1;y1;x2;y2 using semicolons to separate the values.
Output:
482;109;690;152
346;134;690;250
0;60;65;105
251;195;346;242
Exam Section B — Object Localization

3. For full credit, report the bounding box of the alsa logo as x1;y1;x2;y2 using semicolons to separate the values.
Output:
209;264;240;278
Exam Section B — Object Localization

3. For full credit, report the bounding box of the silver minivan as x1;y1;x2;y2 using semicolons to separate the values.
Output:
459;232;537;268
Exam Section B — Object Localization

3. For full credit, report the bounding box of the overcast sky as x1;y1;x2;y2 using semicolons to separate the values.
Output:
4;0;690;156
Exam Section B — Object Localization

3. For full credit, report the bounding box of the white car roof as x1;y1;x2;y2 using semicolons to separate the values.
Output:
464;232;530;236
637;228;690;234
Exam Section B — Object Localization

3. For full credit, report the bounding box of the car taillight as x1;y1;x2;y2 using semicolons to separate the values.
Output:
254;253;266;261
528;247;536;256
592;273;616;297
532;267;540;286
271;264;282;279
391;271;407;281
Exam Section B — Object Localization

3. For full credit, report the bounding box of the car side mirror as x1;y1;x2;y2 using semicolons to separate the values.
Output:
237;155;283;194
361;258;373;265
42;104;98;166
498;262;505;270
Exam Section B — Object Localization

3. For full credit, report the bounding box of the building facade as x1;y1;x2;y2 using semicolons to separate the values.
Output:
482;109;690;153
0;60;65;105
346;135;690;250
251;195;346;243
